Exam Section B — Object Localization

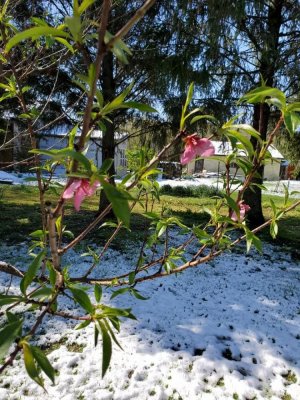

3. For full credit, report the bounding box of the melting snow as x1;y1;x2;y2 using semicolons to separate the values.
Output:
0;237;299;399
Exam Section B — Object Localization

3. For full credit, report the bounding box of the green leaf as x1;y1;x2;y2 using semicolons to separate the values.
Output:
270;199;277;216
98;221;118;229
190;114;217;125
286;102;300;112
98;320;112;378
65;15;81;41
230;124;262;141
129;288;148;300
95;89;104;108
94;284;102;303
30;148;91;172
31;346;55;384
0;319;23;359
97;120;107;132
99;158;113;174
31;17;48;26
225;129;254;156
46;261;57;287
0;0;10;21
55;37;75;53
157;222;167;237
265;97;284;109
103;319;123;350
185;83;194;112
5;27;70;53
68;124;78;149
284;111;300;137
6;311;21;324
250;182;267;191
78;0;95;14
121;101;157;113
283;184;289;206
252;234;262;253
180;82;194;129
99;305;134;319
239;86;286;107
69;286;94;314
23;343;44;387
235;158;253;175
101;180;130;228
193;227;211;240
224;195;239;213
19;113;31;119
20;250;46;295
104;31;132;64
110;287;130;300
29;287;53;299
94;324;99;346
128;271;135;285
101;82;134;114
0;294;24;306
270;221;278;239
73;0;79;15
29;229;47;239
75;319;91;330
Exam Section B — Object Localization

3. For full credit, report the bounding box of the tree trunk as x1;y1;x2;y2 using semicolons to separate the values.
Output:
98;52;116;214
243;0;283;228
243;104;269;228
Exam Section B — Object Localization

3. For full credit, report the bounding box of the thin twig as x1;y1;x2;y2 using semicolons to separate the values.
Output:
106;0;157;50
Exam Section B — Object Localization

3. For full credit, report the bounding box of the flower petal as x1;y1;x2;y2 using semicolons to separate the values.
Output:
195;138;215;157
62;179;82;199
181;136;215;164
81;179;100;196
73;186;86;211
180;144;197;164
231;201;251;222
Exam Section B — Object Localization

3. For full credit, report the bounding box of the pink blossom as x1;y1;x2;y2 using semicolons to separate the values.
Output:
231;201;251;222
180;134;215;165
63;178;100;211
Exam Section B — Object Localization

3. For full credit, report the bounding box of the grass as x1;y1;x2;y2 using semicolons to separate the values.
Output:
0;183;300;247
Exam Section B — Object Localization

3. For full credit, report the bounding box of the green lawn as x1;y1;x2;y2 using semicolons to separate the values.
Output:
0;184;299;247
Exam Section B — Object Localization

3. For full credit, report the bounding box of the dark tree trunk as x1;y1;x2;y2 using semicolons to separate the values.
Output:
243;0;283;228
243;104;270;228
98;52;116;214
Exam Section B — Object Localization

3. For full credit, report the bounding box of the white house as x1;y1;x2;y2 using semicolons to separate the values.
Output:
38;126;127;177
185;140;284;181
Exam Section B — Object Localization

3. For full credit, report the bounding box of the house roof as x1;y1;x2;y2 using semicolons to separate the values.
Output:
212;141;284;159
39;125;126;139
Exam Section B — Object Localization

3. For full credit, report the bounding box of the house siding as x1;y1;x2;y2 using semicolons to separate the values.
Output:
38;133;127;177
184;141;283;181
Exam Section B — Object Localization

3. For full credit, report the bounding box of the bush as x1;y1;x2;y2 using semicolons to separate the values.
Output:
160;184;223;198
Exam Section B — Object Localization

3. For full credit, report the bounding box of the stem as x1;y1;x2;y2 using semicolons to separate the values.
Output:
83;221;123;278
106;0;157;50
79;198;300;286
0;21;47;231
46;204;61;271
237;115;284;202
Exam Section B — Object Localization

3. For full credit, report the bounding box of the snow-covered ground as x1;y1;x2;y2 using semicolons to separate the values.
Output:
1;169;300;398
158;177;300;198
1;170;300;197
0;237;300;399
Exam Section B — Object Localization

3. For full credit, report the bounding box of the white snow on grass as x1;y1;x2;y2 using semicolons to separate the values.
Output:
0;238;300;400
1;170;300;197
158;177;300;198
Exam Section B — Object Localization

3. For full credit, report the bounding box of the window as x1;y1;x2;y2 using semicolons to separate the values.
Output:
119;148;127;167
